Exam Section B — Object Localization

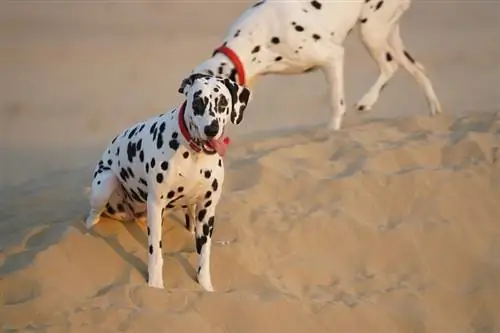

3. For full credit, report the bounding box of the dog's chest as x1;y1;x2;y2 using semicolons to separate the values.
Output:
163;149;224;203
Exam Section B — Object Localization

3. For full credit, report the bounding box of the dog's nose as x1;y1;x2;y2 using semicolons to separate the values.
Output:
204;120;220;138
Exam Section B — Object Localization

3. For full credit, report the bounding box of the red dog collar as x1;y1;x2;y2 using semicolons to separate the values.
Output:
213;45;246;86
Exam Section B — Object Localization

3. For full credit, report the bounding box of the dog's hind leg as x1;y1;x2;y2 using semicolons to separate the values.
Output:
356;0;442;115
85;168;119;229
386;24;442;116
323;45;347;131
355;3;405;112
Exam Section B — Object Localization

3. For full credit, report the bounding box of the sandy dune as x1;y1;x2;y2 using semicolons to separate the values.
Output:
1;1;500;332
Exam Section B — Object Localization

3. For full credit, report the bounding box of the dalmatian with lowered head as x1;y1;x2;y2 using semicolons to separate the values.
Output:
85;74;251;291
185;0;442;131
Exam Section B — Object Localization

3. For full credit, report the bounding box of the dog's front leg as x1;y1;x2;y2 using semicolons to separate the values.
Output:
195;201;218;292
323;45;347;131
147;192;165;289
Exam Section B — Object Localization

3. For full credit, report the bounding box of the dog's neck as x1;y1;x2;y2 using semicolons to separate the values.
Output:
193;45;270;89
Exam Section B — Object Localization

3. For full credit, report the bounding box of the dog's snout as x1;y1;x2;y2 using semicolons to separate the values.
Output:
204;120;220;138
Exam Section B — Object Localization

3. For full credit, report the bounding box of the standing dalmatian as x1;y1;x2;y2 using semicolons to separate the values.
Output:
85;74;251;291
184;0;442;131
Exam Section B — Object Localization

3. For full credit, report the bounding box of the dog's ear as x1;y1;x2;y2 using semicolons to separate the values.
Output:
223;78;251;125
178;73;211;95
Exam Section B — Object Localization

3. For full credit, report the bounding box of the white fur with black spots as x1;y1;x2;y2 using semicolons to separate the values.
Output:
184;0;442;131
85;74;251;291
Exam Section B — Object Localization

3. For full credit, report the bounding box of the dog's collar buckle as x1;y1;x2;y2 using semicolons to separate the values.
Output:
212;45;246;86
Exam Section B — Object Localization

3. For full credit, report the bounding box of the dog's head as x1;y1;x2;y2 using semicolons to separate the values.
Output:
178;73;251;147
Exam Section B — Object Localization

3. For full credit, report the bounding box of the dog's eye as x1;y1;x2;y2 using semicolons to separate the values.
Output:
217;96;228;113
192;98;205;113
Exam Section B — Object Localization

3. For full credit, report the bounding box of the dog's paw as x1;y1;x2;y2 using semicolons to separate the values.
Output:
197;274;214;292
147;278;165;289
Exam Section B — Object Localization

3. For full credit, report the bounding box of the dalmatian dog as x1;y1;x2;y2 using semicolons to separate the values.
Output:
85;74;251;291
184;0;442;131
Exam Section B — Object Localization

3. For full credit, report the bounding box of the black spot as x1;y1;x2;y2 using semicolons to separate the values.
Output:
198;209;207;221
106;204;116;215
145;163;150;173
386;52;393;62
130;189;142;203
183;151;189;159
212;179;219;191
156;173;164;183
340;99;344;106
172;132;178;139
177;186;184;193
203;224;210;236
117;204;125;212
167;191;175;199
204;200;212;208
218;159;222;167
111;136;117;144
196;235;207;254
127;167;135;179
161;161;168;171
234;29;241;37
204;170;212;179
360;18;368;23
150;157;156;169
147;226;150;235
185;213;191;230
192;91;207;116
294;25;305;32
310;0;322;9
252;0;264;7
139;150;144;162
375;0;383;10
208;216;215;236
312;33;321;41
126;141;137;163
115;147;120;156
169;139;179;151
107;159;112;166
404;50;416;63
275;56;283;62
138;188;148;202
208;216;215;228
149;245;153;254
119;168;130;182
205;190;212;199
271;37;280;44
156;135;164;149
251;45;261;54
127;126;138;139
97;181;101;185
149;122;157;134
159;241;162;249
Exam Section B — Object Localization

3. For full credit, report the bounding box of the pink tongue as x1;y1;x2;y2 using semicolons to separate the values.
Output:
209;137;230;156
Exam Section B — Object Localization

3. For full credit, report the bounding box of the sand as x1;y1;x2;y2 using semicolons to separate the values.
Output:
1;1;500;332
